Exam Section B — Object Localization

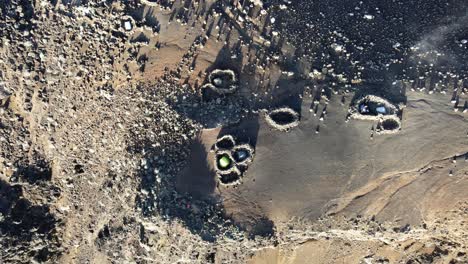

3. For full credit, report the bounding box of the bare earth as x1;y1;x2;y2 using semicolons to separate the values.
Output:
0;0;467;263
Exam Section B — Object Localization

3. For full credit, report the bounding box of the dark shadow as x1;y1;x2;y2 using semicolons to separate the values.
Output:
175;136;217;199
130;32;150;44
264;0;468;88
253;76;306;118
131;112;268;241
129;1;281;243
379;118;400;131
348;83;407;113
0;179;61;262
144;12;161;34
167;43;247;128
169;87;244;129
132;88;267;242
129;106;240;242
203;42;244;85
11;157;52;184
206;20;215;37
217;113;260;149
248;217;275;239
213;115;277;236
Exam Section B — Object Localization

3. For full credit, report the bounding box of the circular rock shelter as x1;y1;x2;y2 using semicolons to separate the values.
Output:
202;69;238;95
213;135;255;185
265;107;300;132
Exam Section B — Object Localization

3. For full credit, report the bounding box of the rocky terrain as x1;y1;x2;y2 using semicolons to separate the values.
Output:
0;0;467;263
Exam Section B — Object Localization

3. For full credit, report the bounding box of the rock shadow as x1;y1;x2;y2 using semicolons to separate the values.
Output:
176;136;217;200
10;157;52;184
217;113;260;149
0;179;61;262
248;217;275;239
349;83;407;113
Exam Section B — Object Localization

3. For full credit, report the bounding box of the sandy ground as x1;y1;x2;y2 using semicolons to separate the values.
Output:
0;0;467;263
222;89;466;222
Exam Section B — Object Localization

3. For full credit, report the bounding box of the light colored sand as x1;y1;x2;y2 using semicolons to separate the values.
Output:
221;89;467;225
